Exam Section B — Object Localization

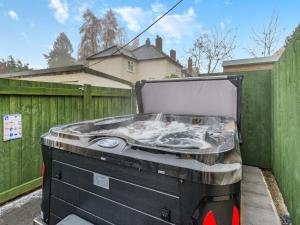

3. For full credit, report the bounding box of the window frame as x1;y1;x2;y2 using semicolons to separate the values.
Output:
127;60;134;73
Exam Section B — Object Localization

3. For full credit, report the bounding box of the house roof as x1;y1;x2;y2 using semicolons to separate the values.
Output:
87;46;136;60
222;55;280;67
0;64;132;86
87;44;183;67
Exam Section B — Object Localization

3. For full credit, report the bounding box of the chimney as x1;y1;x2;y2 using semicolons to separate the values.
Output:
145;38;151;46
188;57;193;76
155;35;162;51
170;49;176;61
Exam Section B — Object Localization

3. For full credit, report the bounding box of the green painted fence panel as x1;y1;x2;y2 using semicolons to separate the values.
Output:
240;70;272;168
271;25;300;224
0;79;134;204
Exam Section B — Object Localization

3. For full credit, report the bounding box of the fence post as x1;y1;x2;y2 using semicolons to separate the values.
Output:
131;88;137;114
83;84;92;120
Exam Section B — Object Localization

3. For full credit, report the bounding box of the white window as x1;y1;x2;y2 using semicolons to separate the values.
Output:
127;61;134;73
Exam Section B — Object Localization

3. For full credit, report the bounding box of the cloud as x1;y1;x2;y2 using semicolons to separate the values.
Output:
49;0;69;23
150;8;198;39
219;19;231;30
220;21;225;30
151;2;166;14
20;32;27;38
73;1;94;22
115;4;200;41
8;10;18;20
114;7;148;32
29;21;36;28
224;0;233;5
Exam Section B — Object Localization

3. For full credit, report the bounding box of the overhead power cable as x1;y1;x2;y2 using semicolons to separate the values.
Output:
87;0;183;68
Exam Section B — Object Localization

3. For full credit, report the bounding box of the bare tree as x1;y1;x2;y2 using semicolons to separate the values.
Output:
0;56;31;74
128;37;140;50
124;37;140;51
247;14;281;57
100;9;120;49
78;8;128;63
189;29;236;73
116;28;128;47
78;9;101;63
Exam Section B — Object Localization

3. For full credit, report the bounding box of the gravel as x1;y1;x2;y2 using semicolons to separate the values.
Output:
262;170;292;225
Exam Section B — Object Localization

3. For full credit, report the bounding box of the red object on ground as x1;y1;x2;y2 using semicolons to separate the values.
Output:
203;210;217;225
232;206;240;225
42;163;45;180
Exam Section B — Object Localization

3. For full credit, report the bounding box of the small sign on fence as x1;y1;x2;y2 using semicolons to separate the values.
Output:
3;114;22;141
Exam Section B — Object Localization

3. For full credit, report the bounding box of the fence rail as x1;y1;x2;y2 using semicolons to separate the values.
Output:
0;78;135;204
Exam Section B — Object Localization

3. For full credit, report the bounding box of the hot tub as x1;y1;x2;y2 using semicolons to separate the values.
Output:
39;75;243;225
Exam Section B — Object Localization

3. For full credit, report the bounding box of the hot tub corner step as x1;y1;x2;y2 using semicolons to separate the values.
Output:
56;214;94;225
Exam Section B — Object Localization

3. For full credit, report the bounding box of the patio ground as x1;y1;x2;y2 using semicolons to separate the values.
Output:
0;189;41;225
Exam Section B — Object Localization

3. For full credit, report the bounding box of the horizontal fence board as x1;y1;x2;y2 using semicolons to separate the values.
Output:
0;177;42;204
0;86;83;96
91;88;132;97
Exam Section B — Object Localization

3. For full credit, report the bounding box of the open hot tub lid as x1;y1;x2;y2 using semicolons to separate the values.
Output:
135;75;243;132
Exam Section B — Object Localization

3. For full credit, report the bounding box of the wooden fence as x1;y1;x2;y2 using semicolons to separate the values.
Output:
272;25;300;224
0;78;135;204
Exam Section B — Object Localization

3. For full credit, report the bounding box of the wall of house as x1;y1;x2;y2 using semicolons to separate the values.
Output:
137;59;182;80
14;72;131;89
87;56;182;83
167;60;182;77
120;57;138;82
88;56;137;83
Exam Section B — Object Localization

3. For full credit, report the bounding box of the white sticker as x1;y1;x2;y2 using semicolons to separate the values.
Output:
93;173;109;190
3;114;22;141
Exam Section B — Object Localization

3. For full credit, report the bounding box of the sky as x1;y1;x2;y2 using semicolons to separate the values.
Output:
0;0;300;69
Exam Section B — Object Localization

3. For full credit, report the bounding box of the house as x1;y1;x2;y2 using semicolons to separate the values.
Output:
87;35;183;82
181;57;199;77
0;35;182;88
222;55;280;72
0;65;132;89
222;48;284;72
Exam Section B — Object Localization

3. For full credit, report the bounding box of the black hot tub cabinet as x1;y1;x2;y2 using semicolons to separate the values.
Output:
40;76;243;225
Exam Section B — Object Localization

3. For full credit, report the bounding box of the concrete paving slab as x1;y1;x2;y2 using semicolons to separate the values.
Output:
241;181;269;196
241;166;281;225
0;189;41;225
